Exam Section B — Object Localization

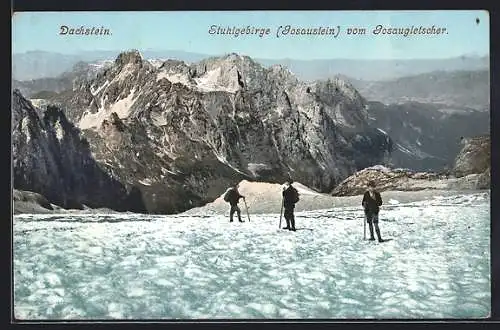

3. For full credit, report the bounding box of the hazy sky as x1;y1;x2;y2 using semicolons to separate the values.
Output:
12;10;489;60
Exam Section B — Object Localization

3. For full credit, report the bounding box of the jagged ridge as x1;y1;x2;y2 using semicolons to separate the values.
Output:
13;50;393;214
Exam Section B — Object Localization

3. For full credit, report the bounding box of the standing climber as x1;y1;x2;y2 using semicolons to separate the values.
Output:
282;179;300;231
223;183;246;223
362;180;385;242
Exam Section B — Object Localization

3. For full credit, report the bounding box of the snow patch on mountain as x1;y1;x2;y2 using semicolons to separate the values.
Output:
151;112;168;126
215;154;246;175
377;128;388;135
396;143;415;156
194;67;240;93
21;117;31;142
138;179;153;186
79;89;138;129
54;120;64;141
156;71;191;85
108;89;137;118
365;165;392;172
247;163;270;176
148;59;168;68
90;80;110;96
29;99;49;109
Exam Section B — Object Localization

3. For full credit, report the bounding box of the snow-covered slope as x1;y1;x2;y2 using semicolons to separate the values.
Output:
182;179;483;215
13;191;490;319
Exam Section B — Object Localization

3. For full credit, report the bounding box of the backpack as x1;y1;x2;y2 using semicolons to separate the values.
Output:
290;187;300;203
223;188;234;202
288;187;300;204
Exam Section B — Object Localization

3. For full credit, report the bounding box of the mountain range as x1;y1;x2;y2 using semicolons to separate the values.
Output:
13;50;489;81
13;51;395;213
344;70;489;111
14;51;490;171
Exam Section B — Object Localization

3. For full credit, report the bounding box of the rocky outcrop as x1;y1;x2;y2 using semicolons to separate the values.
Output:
13;189;53;212
331;166;445;196
453;135;490;178
331;164;489;197
17;50;392;214
12;89;141;211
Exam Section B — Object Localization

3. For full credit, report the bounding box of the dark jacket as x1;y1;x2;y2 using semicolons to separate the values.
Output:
226;188;243;205
362;191;382;215
282;185;299;209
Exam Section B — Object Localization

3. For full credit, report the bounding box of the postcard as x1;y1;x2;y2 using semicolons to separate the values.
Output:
11;10;490;320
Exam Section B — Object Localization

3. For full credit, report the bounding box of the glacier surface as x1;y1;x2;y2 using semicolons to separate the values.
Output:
13;191;490;320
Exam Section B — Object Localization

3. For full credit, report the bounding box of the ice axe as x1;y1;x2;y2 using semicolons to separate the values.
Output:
279;198;284;228
364;215;367;240
243;198;250;222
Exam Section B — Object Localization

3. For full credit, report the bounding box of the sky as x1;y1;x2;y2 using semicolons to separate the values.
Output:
12;10;489;60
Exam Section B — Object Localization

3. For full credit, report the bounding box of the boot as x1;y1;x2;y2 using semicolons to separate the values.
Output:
290;217;296;231
375;224;384;242
368;223;375;240
282;218;291;230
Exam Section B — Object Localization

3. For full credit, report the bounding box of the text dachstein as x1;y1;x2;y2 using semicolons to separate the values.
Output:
59;25;111;35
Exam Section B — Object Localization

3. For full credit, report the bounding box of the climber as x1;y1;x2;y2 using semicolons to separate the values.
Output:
362;180;385;242
281;179;300;231
223;183;246;223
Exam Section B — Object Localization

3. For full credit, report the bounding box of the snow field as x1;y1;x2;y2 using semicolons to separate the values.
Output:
13;192;490;319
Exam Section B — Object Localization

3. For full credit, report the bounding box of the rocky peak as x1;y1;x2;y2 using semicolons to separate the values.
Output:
115;49;143;66
159;59;189;71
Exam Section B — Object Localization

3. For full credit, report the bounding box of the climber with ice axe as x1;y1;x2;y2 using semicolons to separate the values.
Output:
279;178;299;231
362;180;386;242
223;183;248;223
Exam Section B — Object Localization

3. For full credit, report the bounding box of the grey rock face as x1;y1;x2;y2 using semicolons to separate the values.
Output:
12;89;139;211
15;51;392;214
13;189;53;210
453;135;490;179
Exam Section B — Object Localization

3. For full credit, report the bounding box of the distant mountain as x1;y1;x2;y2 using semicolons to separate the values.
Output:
260;56;489;82
344;70;490;111
366;101;489;171
12;50;489;81
12;60;114;97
